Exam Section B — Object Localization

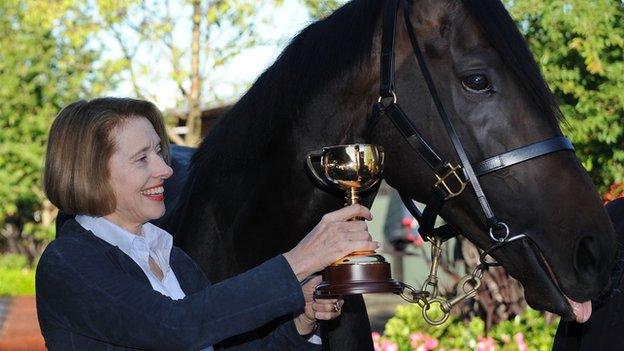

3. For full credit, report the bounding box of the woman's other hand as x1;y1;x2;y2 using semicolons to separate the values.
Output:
283;204;379;281
294;276;344;337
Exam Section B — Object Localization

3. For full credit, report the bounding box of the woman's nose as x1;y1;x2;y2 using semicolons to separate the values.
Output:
154;156;174;180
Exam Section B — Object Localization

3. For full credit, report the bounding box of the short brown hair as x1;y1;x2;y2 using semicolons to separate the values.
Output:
44;97;170;216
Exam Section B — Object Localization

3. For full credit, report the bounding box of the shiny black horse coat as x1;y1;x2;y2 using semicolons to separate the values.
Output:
162;0;616;349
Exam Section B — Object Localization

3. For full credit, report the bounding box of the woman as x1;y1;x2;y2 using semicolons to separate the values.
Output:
36;97;378;350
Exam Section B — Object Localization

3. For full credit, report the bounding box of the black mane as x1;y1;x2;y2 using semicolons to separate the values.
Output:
189;0;383;177
165;0;383;237
169;0;563;231
189;0;561;178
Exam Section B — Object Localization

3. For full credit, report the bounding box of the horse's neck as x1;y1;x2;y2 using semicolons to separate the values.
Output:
200;78;377;274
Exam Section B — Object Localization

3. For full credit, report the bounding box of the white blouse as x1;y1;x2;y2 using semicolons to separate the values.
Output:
75;215;214;351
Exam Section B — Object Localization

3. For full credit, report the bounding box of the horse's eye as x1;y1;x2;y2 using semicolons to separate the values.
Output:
461;74;492;93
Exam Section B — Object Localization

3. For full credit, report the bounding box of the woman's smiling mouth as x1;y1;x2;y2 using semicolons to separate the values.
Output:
140;184;165;201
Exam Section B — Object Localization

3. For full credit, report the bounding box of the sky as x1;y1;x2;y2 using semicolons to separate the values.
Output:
105;0;319;111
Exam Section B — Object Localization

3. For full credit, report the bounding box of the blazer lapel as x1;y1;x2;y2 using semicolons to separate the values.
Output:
60;219;151;286
105;245;151;286
169;253;196;295
80;222;197;294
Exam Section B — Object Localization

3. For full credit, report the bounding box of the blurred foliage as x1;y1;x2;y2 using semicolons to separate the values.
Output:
0;0;121;262
506;0;624;191
0;253;34;296
0;0;364;261
379;304;557;350
93;0;286;145
0;253;29;270
0;268;36;296
604;181;624;202
303;0;345;19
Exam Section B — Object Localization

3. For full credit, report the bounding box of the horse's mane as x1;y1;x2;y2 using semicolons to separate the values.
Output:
189;0;561;175
189;0;383;178
164;0;383;236
168;0;562;233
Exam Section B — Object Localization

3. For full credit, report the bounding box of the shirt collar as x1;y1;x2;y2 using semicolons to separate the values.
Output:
75;215;174;273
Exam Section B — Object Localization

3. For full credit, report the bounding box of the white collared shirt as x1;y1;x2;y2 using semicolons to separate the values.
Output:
76;215;214;351
76;215;187;300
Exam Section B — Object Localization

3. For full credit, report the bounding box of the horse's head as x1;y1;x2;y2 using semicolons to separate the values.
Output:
369;0;617;321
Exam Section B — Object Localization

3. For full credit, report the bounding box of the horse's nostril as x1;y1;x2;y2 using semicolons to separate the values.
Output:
574;236;598;276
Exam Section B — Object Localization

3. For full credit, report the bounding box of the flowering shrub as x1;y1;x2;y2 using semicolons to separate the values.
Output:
603;182;624;203
374;305;557;351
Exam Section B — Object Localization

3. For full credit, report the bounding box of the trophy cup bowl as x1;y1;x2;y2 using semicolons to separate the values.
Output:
321;145;382;204
307;144;403;297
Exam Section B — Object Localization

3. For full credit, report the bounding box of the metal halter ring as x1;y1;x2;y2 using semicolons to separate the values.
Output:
421;298;450;326
489;222;510;242
377;90;397;104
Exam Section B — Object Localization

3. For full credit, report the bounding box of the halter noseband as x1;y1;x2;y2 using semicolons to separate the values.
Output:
372;0;575;324
376;0;574;243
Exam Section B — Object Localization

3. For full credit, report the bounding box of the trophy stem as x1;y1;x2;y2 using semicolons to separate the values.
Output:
346;188;360;206
308;144;403;297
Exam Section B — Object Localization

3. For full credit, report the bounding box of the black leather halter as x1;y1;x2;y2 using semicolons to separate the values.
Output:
375;0;574;243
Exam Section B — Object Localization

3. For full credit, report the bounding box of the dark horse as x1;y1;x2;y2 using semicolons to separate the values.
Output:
164;0;617;349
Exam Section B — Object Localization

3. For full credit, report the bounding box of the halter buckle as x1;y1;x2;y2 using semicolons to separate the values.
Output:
434;163;468;200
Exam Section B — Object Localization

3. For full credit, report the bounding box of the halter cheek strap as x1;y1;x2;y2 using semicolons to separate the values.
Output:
376;0;574;241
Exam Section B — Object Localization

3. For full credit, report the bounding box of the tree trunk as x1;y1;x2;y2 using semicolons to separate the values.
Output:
186;0;203;146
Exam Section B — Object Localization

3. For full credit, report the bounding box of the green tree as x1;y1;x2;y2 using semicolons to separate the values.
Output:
302;0;344;19
507;0;624;191
95;0;286;146
0;0;333;262
0;0;120;262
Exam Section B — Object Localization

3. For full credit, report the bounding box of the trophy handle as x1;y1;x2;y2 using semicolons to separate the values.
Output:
306;150;331;187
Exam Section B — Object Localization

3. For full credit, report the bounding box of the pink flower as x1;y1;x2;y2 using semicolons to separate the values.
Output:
410;332;425;345
476;336;497;351
514;332;528;351
380;339;399;351
423;338;439;350
372;333;398;351
410;332;439;350
500;334;511;344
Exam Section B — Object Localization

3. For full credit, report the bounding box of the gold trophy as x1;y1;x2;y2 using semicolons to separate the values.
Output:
307;144;403;297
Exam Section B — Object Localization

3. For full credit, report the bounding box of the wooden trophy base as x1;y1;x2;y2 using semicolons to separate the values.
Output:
314;253;403;298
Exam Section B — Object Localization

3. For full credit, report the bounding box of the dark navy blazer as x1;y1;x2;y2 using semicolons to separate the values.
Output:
36;219;321;351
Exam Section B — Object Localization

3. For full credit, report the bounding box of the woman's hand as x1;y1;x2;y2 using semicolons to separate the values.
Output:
294;276;344;336
283;204;379;281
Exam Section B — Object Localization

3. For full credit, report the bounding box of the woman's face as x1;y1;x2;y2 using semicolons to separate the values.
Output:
104;117;173;233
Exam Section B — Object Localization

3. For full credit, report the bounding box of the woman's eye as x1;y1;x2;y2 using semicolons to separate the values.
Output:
461;74;492;93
